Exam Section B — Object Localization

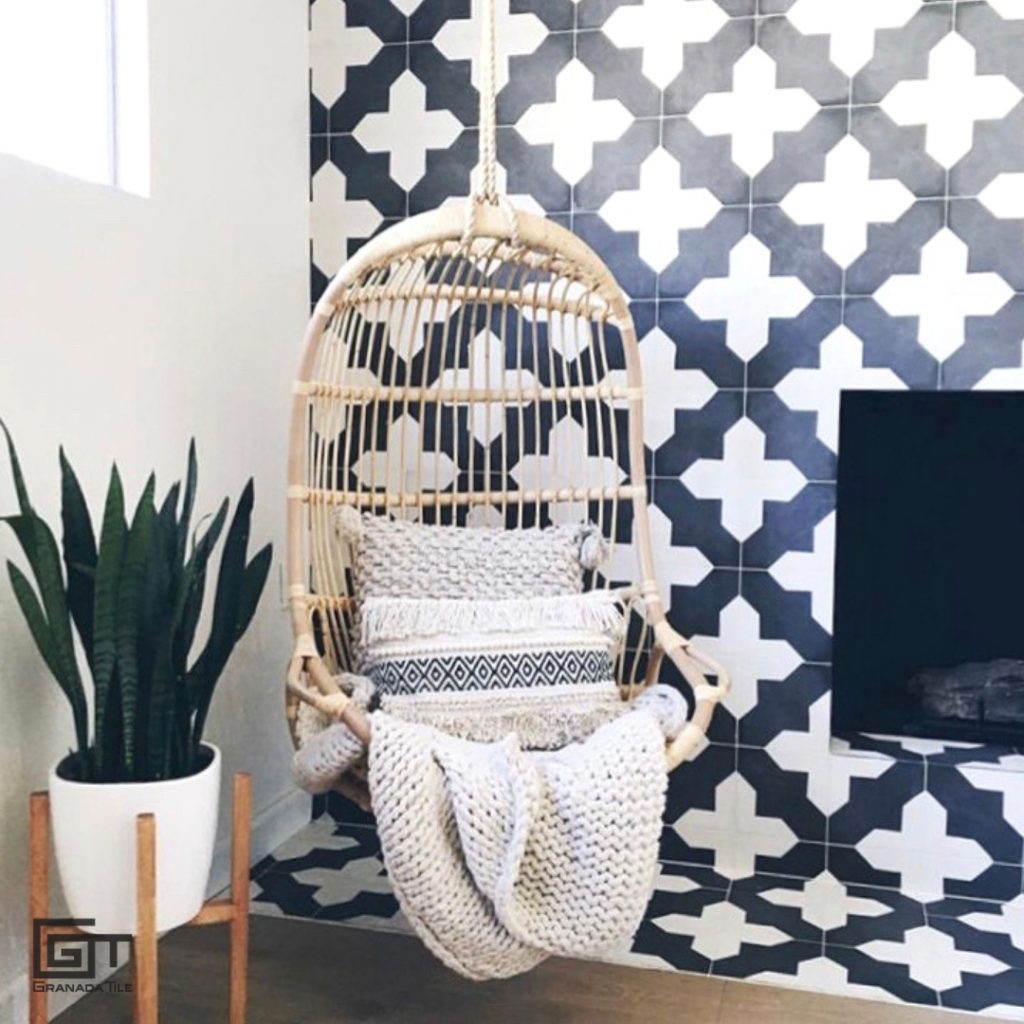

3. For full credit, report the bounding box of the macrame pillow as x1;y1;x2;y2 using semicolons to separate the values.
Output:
360;590;627;749
334;509;608;601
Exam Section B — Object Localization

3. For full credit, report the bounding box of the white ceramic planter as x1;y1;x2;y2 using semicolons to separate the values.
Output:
48;744;221;935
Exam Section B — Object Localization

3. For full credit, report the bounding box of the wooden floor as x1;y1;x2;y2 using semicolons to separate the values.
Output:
56;916;978;1024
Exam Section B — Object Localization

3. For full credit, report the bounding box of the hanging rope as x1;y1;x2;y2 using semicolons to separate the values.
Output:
463;0;520;249
475;0;499;205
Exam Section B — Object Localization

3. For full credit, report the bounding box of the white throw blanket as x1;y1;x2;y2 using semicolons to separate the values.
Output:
367;686;684;980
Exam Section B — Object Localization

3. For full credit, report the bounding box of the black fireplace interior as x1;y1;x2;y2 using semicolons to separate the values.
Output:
832;390;1024;745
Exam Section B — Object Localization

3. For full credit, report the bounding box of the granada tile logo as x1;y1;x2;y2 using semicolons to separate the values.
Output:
32;918;133;994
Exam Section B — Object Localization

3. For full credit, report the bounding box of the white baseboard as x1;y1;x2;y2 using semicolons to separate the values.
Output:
0;787;312;1022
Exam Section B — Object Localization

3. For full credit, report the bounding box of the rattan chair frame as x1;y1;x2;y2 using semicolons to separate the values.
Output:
284;204;730;773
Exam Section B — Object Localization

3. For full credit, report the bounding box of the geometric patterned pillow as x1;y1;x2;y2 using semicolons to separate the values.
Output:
360;590;626;749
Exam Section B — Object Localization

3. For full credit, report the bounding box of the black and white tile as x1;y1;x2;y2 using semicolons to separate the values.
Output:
309;0;1024;1013
252;817;404;930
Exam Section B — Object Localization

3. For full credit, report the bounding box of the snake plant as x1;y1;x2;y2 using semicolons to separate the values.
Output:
1;422;272;782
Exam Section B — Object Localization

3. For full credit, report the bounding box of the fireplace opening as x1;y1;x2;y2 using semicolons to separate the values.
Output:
832;391;1024;745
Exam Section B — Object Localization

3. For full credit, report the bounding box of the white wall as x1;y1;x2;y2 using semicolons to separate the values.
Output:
0;1;310;1015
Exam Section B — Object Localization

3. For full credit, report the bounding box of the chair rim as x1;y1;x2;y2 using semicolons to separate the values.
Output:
315;203;630;318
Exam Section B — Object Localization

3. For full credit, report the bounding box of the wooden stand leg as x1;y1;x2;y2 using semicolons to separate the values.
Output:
29;792;49;1024
229;774;251;1024
27;774;250;1024
134;813;158;1024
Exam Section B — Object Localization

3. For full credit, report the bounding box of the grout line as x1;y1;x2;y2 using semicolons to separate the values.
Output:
292;817;1023;924
313;124;991;212
654;850;1020;904
403;14;767;47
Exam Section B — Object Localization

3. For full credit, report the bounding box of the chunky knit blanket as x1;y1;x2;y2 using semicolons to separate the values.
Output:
367;685;685;981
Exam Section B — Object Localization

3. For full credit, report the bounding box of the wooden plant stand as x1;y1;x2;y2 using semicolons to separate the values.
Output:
28;772;252;1024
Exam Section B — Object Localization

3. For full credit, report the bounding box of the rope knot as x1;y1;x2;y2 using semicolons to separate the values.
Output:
460;0;521;252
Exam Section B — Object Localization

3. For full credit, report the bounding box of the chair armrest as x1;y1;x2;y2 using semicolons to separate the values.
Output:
648;619;731;771
286;641;372;744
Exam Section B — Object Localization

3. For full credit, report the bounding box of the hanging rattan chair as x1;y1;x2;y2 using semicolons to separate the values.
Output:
284;1;730;796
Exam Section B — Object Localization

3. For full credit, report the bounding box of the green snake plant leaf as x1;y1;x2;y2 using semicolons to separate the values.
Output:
139;513;176;779
146;637;176;778
174;499;227;675
2;513;89;757
177;440;198;565
186;540;271;754
2;421;89;763
169;558;204;760
115;474;157;777
6;561;93;771
92;465;127;775
171;503;225;769
1;429;81;691
237;543;272;640
192;498;228;564
101;669;125;782
187;540;271;755
159;482;180;536
189;481;261;749
1;418;32;512
59;448;98;668
7;561;64;684
169;663;193;776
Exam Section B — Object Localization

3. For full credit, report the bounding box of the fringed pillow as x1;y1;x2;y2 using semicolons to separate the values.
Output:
334;509;608;601
360;590;627;749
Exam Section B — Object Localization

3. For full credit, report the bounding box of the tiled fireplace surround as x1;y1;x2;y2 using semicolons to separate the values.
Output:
267;0;1024;1015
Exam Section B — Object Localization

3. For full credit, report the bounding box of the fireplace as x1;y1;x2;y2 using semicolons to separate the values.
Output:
832;391;1024;745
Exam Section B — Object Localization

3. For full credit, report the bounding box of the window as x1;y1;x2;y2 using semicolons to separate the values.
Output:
0;0;149;194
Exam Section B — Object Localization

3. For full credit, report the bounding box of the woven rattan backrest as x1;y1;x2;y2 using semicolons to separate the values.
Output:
287;207;655;685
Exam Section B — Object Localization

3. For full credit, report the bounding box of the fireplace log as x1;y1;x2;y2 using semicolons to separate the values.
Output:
908;659;1024;725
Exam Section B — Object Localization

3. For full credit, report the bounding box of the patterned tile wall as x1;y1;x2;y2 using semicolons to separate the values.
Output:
308;0;1024;907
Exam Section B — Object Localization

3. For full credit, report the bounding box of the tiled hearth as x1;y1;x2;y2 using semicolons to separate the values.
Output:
252;814;1024;1018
